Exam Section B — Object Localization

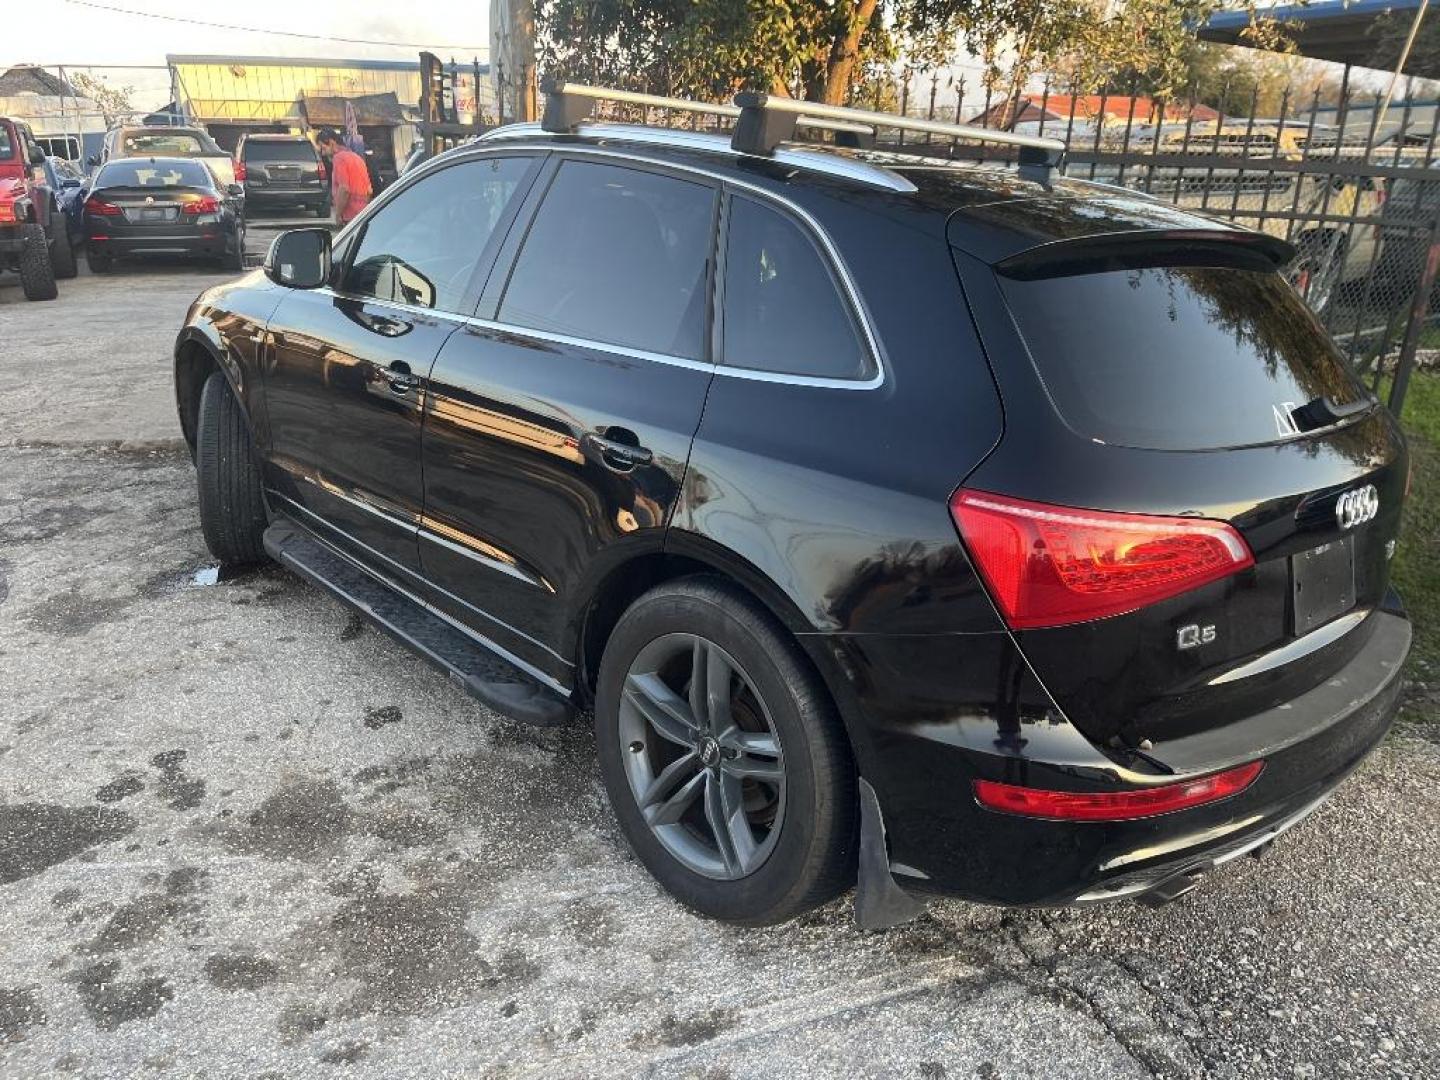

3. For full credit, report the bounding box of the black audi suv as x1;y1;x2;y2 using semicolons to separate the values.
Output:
172;89;1410;927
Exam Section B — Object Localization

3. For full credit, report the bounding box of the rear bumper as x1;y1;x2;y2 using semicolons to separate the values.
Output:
245;185;326;204
833;606;1410;907
87;221;233;257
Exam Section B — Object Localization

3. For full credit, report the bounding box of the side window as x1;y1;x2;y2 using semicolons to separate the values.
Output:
498;159;716;360
342;155;533;314
721;196;871;380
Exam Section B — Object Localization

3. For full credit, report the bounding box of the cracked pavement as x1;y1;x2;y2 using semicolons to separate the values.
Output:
1;262;1438;1079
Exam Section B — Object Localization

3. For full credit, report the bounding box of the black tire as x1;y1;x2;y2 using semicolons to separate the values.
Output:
48;226;77;280
225;227;245;272
196;371;268;565
86;249;112;274
595;578;857;925
19;224;57;300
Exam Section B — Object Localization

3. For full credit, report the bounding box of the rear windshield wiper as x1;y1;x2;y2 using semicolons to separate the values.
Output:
1289;393;1375;433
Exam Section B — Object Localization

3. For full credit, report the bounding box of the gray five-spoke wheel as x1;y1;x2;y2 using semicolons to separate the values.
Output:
618;633;785;880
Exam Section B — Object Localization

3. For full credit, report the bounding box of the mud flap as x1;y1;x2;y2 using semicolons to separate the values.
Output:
854;778;927;931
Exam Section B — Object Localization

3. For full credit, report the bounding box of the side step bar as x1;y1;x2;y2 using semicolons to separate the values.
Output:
263;517;575;727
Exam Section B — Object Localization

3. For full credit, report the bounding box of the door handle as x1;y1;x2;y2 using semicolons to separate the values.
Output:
385;360;419;394
584;430;653;471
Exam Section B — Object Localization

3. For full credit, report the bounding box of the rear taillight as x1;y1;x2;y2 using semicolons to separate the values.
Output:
181;195;220;215
950;489;1254;630
0;203;15;223
233;159;247;183
316;160;327;181
973;761;1264;821
84;196;121;216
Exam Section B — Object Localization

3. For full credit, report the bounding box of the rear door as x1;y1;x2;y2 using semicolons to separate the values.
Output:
955;241;1407;749
261;153;541;576
418;155;719;679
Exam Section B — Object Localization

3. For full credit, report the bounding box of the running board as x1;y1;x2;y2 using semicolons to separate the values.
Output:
263;518;574;727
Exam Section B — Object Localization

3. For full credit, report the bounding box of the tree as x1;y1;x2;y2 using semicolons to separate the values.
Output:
533;0;1287;111
68;71;136;127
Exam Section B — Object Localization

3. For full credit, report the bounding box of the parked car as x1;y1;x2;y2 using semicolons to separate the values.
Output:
1142;122;1388;313
236;133;329;217
0;116;74;300
96;124;239;191
173;92;1410;928
43;154;86;253
84;156;245;273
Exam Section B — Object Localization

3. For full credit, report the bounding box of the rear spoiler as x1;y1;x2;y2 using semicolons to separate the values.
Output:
995;229;1296;280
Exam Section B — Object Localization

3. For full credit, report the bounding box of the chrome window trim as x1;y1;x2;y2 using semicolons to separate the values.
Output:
313;140;888;390
314;286;472;325
480;143;887;390
478;121;919;194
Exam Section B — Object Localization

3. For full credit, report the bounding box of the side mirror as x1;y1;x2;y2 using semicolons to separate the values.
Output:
29;145;45;166
87;155;99;167
264;228;331;289
226;183;243;197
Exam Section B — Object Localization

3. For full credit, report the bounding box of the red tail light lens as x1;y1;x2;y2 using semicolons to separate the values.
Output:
974;761;1264;821
233;159;247;183
950;489;1253;629
317;160;327;182
84;196;121;216
181;195;220;215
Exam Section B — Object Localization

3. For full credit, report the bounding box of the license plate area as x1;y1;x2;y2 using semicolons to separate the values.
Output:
1292;536;1356;635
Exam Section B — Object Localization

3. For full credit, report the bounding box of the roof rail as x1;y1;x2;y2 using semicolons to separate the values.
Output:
541;82;876;140
732;93;1066;167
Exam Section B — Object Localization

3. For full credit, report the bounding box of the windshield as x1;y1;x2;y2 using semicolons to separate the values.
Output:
98;160;213;189
123;132;206;156
997;263;1369;451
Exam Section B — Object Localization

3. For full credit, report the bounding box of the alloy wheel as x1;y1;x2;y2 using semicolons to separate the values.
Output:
617;633;786;880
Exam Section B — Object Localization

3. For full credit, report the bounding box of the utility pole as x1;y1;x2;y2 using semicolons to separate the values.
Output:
490;0;539;123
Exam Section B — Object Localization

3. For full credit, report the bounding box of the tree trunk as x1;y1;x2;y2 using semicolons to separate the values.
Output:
819;0;880;104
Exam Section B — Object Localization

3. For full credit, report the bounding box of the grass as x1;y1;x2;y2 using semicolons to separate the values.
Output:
1389;369;1440;722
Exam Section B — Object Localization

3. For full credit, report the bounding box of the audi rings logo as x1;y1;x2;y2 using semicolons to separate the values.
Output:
1335;485;1380;530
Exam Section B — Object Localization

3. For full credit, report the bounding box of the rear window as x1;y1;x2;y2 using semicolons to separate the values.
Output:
997;264;1369;450
98;160;212;188
243;140;317;163
123;132;205;155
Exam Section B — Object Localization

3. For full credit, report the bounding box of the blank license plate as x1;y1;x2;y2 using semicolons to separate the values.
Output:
141;208;167;221
1292;537;1356;635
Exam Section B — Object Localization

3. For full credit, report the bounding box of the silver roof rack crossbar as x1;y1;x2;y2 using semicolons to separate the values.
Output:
541;82;877;139
732;92;1067;166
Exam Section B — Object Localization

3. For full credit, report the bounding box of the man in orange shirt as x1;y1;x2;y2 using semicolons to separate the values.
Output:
316;128;372;224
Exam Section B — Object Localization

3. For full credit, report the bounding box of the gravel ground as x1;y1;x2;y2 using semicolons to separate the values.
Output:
0;264;1437;1079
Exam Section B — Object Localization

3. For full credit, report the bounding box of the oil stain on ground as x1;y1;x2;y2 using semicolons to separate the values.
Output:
231;780;351;860
0;986;46;1043
298;870;539;1017
149;749;205;811
204;952;279;991
67;960;174;1031
362;705;403;730
78;870;207;956
95;772;144;804
0;804;135;885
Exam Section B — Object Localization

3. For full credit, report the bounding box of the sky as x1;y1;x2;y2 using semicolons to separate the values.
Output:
8;0;490;67
2;0;491;112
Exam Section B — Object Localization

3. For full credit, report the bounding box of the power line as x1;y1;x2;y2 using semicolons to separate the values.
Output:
58;0;490;54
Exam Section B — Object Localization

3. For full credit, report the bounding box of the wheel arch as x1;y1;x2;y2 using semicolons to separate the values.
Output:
174;327;251;460
574;531;866;763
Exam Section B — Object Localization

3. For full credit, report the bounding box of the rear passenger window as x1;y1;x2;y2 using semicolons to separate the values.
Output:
498;160;716;360
721;197;870;380
342;155;532;314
